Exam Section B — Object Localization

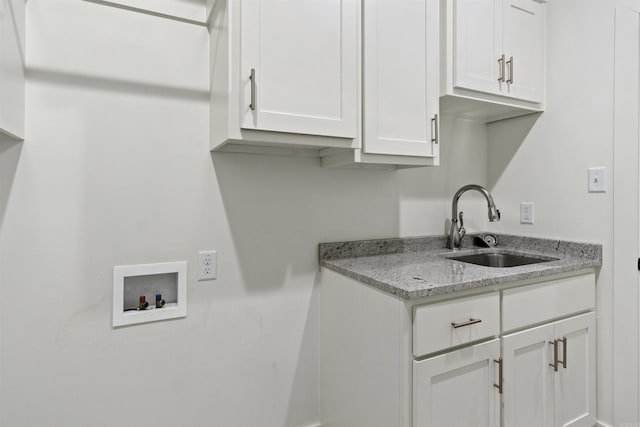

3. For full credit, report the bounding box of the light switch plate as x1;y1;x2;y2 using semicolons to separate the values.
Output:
588;167;607;193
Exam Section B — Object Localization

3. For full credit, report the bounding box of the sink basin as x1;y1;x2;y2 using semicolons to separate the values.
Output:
446;252;557;268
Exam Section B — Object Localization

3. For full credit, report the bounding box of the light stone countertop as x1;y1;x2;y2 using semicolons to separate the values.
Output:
318;234;602;299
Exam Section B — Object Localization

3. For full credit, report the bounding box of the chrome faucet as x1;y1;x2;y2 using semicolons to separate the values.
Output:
447;184;501;250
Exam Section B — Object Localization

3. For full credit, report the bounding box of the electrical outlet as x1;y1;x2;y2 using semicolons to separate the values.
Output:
198;250;217;281
520;202;534;224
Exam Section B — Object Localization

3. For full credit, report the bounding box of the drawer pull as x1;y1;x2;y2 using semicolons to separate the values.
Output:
559;336;567;369
249;68;256;111
431;114;439;144
494;357;503;394
549;339;559;372
451;318;482;329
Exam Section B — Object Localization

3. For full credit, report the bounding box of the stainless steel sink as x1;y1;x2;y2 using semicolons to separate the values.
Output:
446;252;557;268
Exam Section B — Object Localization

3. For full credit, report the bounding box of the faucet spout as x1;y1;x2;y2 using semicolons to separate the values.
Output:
447;184;501;250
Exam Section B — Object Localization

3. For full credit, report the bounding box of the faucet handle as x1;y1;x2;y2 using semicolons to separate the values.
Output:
488;205;501;222
458;212;466;240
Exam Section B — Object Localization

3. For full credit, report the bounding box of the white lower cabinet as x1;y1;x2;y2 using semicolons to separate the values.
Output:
554;313;597;427
502;322;556;427
414;339;501;427
503;312;596;427
319;269;596;427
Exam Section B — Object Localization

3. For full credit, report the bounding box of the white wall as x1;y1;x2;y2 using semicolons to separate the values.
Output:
399;117;490;237
486;0;617;424
5;1;623;425
0;2;488;426
1;0;626;426
102;0;206;22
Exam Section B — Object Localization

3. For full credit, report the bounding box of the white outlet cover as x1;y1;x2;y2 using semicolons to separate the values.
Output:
198;250;217;281
588;167;607;193
520;202;534;224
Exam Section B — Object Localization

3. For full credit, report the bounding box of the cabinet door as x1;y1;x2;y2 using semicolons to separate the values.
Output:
363;0;438;157
553;313;596;427
501;0;544;102
414;339;500;427
240;0;358;138
453;0;502;96
502;323;555;427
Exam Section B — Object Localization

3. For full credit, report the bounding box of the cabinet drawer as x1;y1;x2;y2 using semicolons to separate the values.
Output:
413;293;499;357
502;272;595;331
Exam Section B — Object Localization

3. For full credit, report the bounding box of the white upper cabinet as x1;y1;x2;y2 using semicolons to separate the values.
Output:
240;0;358;138
362;0;439;159
453;0;501;97
501;0;545;103
210;0;360;154
442;0;545;121
0;0;25;141
321;0;441;168
211;0;441;167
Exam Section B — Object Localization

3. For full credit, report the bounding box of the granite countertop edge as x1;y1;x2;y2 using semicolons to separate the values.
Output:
319;233;602;300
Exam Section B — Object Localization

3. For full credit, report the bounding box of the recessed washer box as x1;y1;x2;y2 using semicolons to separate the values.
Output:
113;261;187;327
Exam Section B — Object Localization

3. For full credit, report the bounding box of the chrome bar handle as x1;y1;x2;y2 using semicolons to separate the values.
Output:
559;336;567;369
498;54;505;82
431;114;439;144
494;357;503;394
549;339;559;372
451;318;481;329
249;68;256;111
506;56;514;84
